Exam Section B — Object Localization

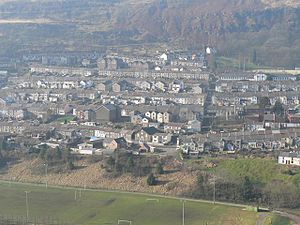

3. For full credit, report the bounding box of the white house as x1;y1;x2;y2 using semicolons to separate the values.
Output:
145;111;170;123
139;81;152;90
73;143;96;155
145;111;158;120
155;66;162;71
152;133;172;146
169;81;185;93
278;152;300;166
206;47;212;55
154;81;166;92
160;53;168;61
253;73;268;81
142;117;150;125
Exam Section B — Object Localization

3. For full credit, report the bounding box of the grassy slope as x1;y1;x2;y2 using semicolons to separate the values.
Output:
55;115;76;123
215;158;300;186
216;56;271;71
0;181;259;225
263;215;291;225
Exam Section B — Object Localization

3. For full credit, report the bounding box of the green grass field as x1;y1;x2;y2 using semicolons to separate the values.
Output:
56;115;76;124
214;158;300;186
215;56;289;72
263;215;292;225
0;181;263;225
216;56;265;70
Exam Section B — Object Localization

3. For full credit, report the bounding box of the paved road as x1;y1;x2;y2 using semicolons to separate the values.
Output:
256;213;269;225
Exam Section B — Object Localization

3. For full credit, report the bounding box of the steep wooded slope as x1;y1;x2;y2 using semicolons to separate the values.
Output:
0;0;299;67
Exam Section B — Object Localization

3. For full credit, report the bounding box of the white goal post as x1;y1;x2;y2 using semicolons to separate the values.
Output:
118;219;132;225
146;198;160;202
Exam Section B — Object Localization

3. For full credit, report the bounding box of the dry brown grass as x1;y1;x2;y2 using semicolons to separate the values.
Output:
0;158;197;196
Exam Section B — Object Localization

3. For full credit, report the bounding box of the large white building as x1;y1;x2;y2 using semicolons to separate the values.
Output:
252;73;268;81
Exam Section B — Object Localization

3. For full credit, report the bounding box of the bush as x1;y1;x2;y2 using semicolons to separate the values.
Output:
165;182;178;191
104;153;156;177
146;173;156;186
67;161;75;170
87;155;103;164
263;180;300;209
155;163;164;174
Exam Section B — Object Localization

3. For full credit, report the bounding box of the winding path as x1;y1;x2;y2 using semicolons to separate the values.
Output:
256;213;269;225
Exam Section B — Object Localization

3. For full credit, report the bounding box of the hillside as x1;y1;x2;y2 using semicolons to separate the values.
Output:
0;0;299;67
0;158;197;196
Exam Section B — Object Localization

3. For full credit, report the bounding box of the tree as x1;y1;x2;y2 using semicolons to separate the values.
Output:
39;148;47;160
146;173;156;186
155;163;164;174
105;156;115;172
272;100;284;116
62;148;72;162
259;97;271;109
55;147;62;160
242;176;255;202
0;148;5;168
209;56;218;72
0;138;5;151
67;160;75;170
191;173;212;199
0;141;3;158
263;180;300;209
252;49;257;64
196;173;206;196
107;156;115;166
126;156;134;173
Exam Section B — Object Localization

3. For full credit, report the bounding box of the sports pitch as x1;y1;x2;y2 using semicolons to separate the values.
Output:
0;181;276;225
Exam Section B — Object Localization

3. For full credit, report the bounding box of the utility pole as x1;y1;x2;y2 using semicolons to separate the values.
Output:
7;162;11;187
182;200;186;225
213;176;216;204
24;191;31;221
44;163;48;189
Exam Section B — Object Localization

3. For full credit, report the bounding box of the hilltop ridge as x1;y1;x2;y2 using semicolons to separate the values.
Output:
0;0;299;67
